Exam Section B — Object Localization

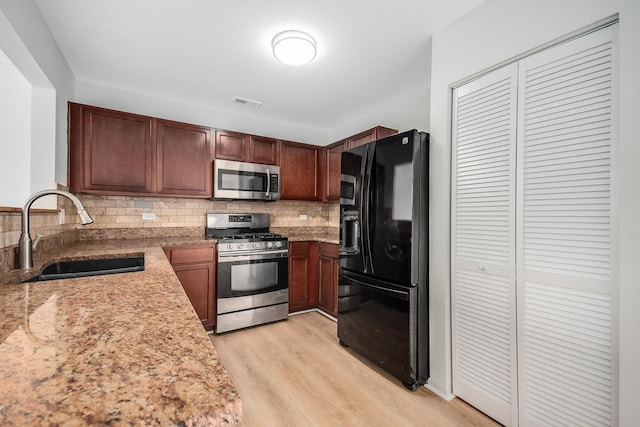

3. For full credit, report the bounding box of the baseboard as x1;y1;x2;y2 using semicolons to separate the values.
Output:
424;383;455;401
288;308;337;322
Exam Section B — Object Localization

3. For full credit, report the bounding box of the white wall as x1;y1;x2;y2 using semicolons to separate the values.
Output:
75;79;333;146
0;0;74;194
0;49;31;207
429;0;640;424
329;87;430;143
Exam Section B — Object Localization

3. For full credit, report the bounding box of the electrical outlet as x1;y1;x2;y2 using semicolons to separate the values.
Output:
58;208;65;225
142;212;156;220
299;214;308;220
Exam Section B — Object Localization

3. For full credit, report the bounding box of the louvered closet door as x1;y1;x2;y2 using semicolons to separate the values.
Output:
452;63;519;426
516;25;617;427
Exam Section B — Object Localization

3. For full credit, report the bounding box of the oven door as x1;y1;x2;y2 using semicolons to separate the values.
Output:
214;159;280;201
217;249;288;308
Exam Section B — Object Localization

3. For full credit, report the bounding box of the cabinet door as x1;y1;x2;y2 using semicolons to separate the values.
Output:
156;120;212;197
280;141;320;200
317;243;339;316
165;245;217;331
215;130;248;161
249;135;279;165
452;63;518;426
288;242;316;312
325;142;345;201
347;126;397;149
69;104;154;193
173;262;216;330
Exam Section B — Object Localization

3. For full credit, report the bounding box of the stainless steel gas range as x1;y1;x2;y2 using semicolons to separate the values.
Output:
206;213;288;333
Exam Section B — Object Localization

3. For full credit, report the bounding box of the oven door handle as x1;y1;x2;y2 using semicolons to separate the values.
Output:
218;249;288;263
266;168;271;197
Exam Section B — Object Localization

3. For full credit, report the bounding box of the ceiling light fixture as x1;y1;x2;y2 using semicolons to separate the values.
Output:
272;30;317;66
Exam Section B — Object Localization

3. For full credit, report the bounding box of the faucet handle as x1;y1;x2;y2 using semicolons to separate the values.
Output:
33;234;42;250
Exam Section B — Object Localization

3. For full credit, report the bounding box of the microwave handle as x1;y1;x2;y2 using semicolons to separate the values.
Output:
266;168;271;197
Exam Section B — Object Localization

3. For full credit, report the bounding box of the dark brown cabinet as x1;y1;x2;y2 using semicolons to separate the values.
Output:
250;135;279;164
69;103;154;194
320;126;397;201
214;130;248;162
346;126;397;149
215;130;279;165
164;245;216;331
280;141;321;200
317;243;339;316
323;141;345;202
156;119;212;197
69;103;213;198
288;241;317;312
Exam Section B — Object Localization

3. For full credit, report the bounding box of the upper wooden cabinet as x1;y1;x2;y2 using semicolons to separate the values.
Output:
69;103;213;198
346;126;397;149
323;141;346;202
250;135;279;165
156;119;213;197
279;140;321;200
215;130;279;165
214;130;247;162
69;103;154;194
320;126;397;201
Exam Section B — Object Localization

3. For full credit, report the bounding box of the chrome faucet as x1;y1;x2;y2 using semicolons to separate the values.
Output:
18;190;94;269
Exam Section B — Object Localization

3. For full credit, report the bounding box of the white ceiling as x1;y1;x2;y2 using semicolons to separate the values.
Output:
35;0;484;138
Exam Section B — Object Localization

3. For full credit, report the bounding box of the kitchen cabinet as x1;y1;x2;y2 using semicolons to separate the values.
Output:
346;126;397;149
156;119;213;197
69;103;213;198
322;141;345;202
215;130;279;165
69;103;154;194
321;126;397;201
317;242;338;316
164;245;216;331
279;140;320;200
288;241;317;312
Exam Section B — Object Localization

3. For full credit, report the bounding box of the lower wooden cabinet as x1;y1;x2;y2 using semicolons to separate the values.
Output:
288;241;317;312
164;245;216;330
317;243;339;317
288;241;339;316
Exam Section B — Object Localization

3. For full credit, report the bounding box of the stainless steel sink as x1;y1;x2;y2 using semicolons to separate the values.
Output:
22;255;145;282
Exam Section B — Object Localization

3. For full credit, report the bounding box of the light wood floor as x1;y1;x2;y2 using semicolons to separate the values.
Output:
211;312;500;427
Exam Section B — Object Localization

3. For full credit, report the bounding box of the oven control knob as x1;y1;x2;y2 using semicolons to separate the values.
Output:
266;242;273;249
227;244;233;250
275;241;283;248
253;243;259;249
238;243;244;249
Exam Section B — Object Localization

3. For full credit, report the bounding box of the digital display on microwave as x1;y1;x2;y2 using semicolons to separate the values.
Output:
219;170;266;192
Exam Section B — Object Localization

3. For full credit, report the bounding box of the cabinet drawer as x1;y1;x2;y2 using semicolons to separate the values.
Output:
169;246;215;264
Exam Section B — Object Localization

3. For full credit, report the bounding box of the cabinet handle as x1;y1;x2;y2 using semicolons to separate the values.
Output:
477;264;486;272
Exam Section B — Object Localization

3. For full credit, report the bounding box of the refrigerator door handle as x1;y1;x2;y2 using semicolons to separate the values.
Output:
362;143;375;273
359;146;369;272
340;269;410;300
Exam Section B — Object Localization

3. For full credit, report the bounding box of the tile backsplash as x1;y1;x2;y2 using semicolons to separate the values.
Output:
0;193;340;250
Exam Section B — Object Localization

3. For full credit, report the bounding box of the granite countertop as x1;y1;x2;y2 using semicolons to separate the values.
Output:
0;237;241;426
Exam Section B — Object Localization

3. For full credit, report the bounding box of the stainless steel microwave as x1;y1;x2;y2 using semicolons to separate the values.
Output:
213;159;280;201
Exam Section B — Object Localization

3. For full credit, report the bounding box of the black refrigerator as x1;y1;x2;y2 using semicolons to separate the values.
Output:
337;129;429;391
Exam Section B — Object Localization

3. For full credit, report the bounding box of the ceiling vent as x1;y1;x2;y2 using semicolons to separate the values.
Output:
232;96;263;108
